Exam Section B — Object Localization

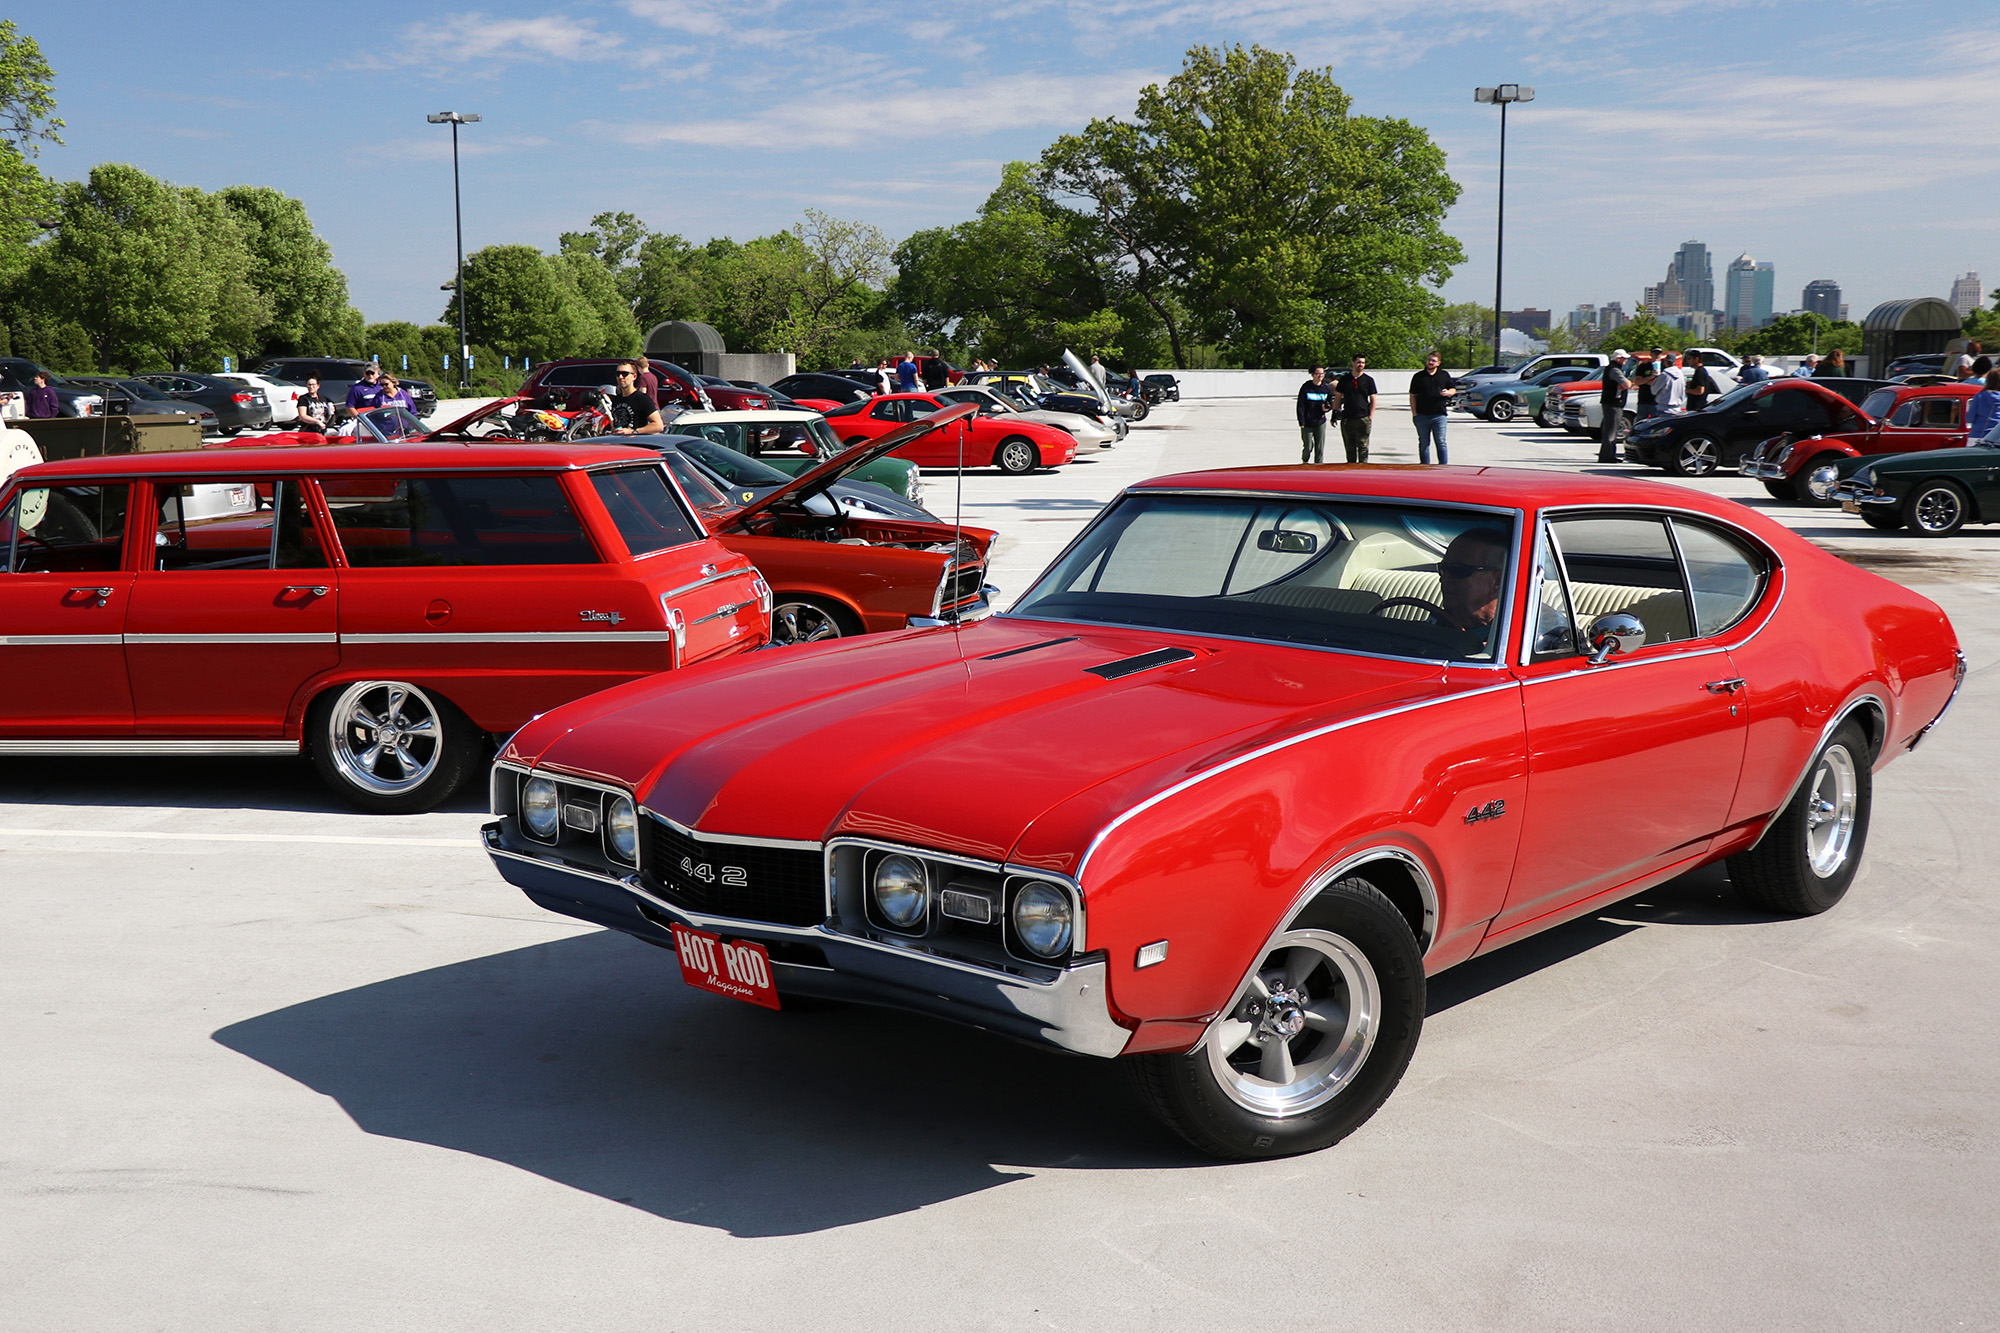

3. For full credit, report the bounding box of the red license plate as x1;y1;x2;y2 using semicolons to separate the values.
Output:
671;924;780;1010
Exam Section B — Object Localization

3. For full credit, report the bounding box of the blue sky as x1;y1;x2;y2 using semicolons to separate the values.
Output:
18;1;2000;333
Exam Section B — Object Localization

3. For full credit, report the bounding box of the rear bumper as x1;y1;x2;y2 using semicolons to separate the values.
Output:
484;821;1131;1057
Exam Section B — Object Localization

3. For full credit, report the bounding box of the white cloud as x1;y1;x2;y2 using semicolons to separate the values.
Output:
367;13;626;68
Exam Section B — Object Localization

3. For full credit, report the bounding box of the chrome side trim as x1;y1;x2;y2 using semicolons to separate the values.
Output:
1910;648;1969;750
1076;680;1520;882
124;633;339;645
341;631;674;644
0;739;301;755
1744;691;1889;852
0;635;123;646
688;599;753;627
660;567;756;601
1195;845;1444;1056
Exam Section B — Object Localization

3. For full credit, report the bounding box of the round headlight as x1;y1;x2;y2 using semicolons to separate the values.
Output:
1011;881;1073;959
606;795;638;864
522;777;559;838
872;854;928;928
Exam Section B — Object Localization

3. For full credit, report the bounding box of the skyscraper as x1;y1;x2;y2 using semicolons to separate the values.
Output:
1803;279;1842;320
1725;255;1776;330
1672;241;1715;317
1646;264;1688;318
1568;304;1597;332
1950;272;1983;315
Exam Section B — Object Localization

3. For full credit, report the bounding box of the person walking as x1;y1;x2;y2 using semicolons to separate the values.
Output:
1653;352;1686;415
633;354;661;399
1967;369;2000;440
1597;349;1631;463
25;370;60;418
296;377;334;431
1296;364;1332;463
1685;353;1721;413
896;353;919;393
1818;349;1846;377
1408;350;1455;463
1333;355;1377;463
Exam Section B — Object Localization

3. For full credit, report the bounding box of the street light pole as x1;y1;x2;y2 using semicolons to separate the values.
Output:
427;111;481;392
1475;85;1534;369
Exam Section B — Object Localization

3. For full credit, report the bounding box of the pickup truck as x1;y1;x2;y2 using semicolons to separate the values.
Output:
1456;353;1607;395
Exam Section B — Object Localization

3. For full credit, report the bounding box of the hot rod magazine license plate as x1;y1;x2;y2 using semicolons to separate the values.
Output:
670;924;780;1009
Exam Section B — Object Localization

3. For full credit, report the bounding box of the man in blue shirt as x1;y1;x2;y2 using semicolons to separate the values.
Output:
1296;364;1332;462
896;354;919;393
343;364;386;419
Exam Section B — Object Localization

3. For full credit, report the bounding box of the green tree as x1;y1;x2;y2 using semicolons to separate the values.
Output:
217;185;359;356
1423;301;1493;368
445;244;592;361
0;20;61;285
553;245;641;356
163;187;269;369
1040;44;1463;368
1731;313;1862;358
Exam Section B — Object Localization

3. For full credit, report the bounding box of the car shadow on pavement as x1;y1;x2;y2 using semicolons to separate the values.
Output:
213;929;1191;1237
1427;862;1786;1015
0;755;488;815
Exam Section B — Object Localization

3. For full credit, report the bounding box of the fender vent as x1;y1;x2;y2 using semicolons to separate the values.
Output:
1084;647;1195;680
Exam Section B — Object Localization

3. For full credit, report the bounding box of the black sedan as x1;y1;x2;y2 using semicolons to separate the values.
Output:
771;372;880;406
134;373;272;434
1831;443;2000;536
61;376;220;431
1621;378;1879;476
1143;372;1181;402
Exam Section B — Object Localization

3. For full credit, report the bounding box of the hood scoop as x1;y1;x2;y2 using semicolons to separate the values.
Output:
981;636;1078;662
1083;647;1196;681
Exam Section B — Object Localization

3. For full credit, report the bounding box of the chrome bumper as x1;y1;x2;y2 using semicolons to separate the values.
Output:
484;822;1132;1058
1739;459;1785;480
1828;481;1897;506
910;584;998;629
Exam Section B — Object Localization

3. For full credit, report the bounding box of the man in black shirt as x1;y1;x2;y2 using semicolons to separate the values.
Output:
1597;349;1630;463
1407;350;1456;463
1334;355;1377;463
1296;364;1332;463
1685;355;1721;413
609;363;663;435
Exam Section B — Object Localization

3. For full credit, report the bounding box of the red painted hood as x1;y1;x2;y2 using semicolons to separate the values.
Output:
504;617;1458;869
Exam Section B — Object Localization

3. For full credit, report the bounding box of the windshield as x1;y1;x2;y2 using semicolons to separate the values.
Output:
1012;492;1517;663
659;451;730;508
1860;388;1898;420
670;435;791;487
1706;383;1759;413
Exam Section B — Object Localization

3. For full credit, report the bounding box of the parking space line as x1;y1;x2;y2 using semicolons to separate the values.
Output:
0;827;478;848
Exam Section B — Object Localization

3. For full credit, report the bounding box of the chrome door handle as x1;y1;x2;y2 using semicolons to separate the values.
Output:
72;586;114;606
285;585;331;597
1704;678;1746;694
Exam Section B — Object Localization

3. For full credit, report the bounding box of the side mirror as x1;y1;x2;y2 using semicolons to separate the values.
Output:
1585;612;1646;665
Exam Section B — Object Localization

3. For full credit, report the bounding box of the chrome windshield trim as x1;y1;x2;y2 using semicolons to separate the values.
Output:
1076;679;1521;883
994;614;1508;670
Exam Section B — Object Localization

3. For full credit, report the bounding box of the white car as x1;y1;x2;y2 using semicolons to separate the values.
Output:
215;371;302;424
1555;348;1744;434
928;383;1117;451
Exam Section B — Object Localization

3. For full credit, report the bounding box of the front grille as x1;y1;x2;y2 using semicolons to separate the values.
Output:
942;562;985;608
647;818;826;926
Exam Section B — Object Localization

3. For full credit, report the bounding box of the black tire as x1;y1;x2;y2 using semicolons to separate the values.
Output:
1861;509;1904;531
995;435;1039;475
1488;398;1516;423
1789;452;1842;507
308;680;481;814
220;427;242;437
1667;434;1723;477
1904;480;1970;537
1727;722;1872;915
1127;875;1424;1159
770;594;861;645
1535;401;1559;428
1128;399;1150;422
1562;425;1588;436
1761;480;1795;502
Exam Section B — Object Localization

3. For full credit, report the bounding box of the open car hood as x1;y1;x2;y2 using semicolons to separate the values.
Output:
1063;348;1113;410
425;395;531;437
716;401;974;532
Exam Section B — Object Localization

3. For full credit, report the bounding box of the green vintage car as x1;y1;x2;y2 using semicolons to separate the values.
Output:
1460;365;1600;425
1829;443;2000;535
664;409;924;506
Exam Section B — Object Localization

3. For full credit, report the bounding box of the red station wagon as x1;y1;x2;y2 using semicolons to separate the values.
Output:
0;442;770;812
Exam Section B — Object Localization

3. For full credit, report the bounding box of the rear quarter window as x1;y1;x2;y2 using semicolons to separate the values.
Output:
317;474;599;567
588;466;702;557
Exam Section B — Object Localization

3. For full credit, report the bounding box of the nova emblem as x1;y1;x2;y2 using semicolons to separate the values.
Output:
679;855;747;887
578;609;624;626
1464;799;1507;825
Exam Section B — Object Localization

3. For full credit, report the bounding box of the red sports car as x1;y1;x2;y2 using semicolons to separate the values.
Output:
483;464;1962;1158
822;393;1078;473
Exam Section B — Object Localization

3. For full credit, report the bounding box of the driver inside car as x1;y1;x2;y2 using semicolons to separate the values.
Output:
1434;527;1508;658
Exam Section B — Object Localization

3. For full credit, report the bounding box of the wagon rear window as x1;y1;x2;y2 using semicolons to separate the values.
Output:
589;465;701;556
317;474;598;567
1011;492;1517;663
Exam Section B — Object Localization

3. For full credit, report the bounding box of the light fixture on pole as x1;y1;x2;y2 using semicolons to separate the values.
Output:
426;111;481;392
1474;84;1533;370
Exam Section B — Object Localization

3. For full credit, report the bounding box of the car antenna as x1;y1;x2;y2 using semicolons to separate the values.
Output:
952;406;964;625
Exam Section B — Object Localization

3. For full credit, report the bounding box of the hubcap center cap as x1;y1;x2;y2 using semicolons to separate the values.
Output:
1261;987;1307;1041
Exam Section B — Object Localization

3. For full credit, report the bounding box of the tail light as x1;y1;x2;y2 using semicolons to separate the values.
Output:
232;393;254;404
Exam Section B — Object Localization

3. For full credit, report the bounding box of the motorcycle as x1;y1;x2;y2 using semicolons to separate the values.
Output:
509;388;614;442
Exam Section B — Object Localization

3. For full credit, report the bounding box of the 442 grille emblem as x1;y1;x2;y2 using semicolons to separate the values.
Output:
1464;799;1507;825
679;855;747;887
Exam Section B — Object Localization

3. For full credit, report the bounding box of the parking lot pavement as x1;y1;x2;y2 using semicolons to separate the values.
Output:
5;399;1998;1332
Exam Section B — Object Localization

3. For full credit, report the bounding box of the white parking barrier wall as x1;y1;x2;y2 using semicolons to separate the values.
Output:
1135;369;1469;400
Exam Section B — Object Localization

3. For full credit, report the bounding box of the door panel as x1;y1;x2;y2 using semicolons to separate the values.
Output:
0;481;135;736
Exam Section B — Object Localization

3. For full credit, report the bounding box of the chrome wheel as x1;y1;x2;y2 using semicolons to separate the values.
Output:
1488;398;1516;423
326;681;443;797
1672;435;1721;477
771;599;846;644
1909;483;1967;536
1205;929;1379;1117
997;437;1038;474
1805;744;1859;878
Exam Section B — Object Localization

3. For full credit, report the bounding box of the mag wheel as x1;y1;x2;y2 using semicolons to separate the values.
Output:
995;436;1039;474
1668;434;1722;477
1488;398;1516;423
770;595;858;645
1127;876;1423;1159
1790;453;1843;506
1128;399;1150;422
1905;481;1969;536
1727;721;1872;915
310;680;479;814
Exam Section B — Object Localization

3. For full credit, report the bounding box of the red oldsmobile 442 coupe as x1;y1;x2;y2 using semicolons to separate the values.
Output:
483;465;1963;1157
0;442;769;812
